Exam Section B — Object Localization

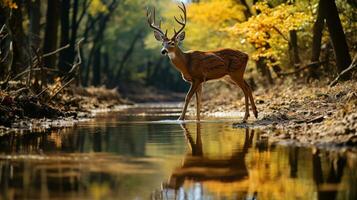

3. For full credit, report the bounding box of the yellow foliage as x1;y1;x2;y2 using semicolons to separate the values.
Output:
88;0;108;16
184;0;246;51
227;1;313;65
188;0;246;29
0;0;17;9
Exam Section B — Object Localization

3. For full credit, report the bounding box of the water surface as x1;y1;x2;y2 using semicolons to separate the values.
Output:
0;104;356;200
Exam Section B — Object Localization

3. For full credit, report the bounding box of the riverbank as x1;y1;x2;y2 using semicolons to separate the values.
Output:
2;79;356;148
194;79;356;147
0;83;131;135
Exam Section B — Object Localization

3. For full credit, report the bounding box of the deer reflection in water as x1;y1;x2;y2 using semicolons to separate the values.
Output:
160;123;255;197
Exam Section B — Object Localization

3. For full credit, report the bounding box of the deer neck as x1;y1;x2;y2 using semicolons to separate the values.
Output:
168;47;189;75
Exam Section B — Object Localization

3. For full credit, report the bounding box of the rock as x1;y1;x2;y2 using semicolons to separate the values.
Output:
307;116;325;124
256;99;265;104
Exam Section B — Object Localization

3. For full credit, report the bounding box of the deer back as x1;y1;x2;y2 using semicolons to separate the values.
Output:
186;49;248;81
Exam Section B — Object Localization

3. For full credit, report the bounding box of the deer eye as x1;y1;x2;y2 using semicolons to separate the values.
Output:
168;41;175;46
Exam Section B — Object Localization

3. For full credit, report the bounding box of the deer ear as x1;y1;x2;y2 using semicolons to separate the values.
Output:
176;31;185;42
154;31;164;41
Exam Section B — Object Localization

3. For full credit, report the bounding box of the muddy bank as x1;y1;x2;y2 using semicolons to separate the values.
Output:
0;83;130;135
188;80;357;147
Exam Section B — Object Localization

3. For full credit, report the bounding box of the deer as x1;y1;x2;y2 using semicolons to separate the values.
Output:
147;2;258;122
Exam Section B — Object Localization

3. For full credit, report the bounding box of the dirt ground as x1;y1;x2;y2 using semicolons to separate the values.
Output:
194;79;357;147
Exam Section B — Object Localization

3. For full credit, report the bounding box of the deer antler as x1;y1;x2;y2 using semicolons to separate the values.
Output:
146;7;168;38
172;2;187;39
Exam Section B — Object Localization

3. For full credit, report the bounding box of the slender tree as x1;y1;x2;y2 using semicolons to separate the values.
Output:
26;0;41;50
92;46;101;86
116;30;142;79
43;0;60;70
309;0;325;78
8;0;27;74
324;0;352;78
310;0;352;79
59;0;72;73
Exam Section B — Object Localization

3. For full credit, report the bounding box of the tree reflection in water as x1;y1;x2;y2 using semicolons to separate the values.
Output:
0;109;356;200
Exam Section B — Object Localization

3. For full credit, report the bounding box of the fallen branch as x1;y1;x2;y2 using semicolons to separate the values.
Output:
278;61;326;76
11;67;59;81
43;44;70;58
48;78;75;101
329;54;357;87
38;38;84;101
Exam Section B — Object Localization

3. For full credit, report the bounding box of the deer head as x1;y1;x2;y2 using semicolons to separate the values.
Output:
147;2;187;56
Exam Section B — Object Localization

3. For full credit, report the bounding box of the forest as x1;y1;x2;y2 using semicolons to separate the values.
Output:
0;0;356;199
0;0;355;95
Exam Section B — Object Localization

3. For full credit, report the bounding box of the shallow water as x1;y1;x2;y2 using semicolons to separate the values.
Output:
0;104;356;200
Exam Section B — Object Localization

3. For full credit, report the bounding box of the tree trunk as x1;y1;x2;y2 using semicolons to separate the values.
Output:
324;0;352;79
289;30;300;67
43;0;60;69
82;0;118;86
257;58;274;85
26;0;41;50
309;0;325;79
116;30;142;79
239;0;252;20
289;30;300;78
92;47;101;86
69;0;79;65
58;0;71;73
102;51;111;86
8;0;27;74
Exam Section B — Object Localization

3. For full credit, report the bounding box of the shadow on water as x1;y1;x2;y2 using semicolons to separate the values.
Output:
0;104;356;200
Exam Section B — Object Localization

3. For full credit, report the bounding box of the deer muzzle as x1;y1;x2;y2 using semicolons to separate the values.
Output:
161;48;168;55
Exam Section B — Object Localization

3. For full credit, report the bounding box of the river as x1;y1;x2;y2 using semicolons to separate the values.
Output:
0;103;356;200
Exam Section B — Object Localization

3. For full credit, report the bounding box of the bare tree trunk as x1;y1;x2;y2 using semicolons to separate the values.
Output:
116;30;142;79
289;30;300;79
239;0;252;20
59;0;71;73
324;0;352;79
70;0;82;65
289;30;300;66
82;0;118;86
102;50;111;85
257;58;274;85
8;0;27;74
43;0;60;70
92;47;101;86
309;0;325;79
26;0;41;50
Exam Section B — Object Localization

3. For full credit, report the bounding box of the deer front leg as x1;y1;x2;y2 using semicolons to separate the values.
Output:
178;81;201;121
195;84;202;121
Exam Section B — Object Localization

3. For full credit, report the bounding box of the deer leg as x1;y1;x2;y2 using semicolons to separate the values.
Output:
244;80;258;118
229;76;250;122
195;84;202;121
179;81;201;120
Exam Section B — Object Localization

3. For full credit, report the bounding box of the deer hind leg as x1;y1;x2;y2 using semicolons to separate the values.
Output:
229;74;250;122
179;81;201;121
195;84;202;121
244;80;258;118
